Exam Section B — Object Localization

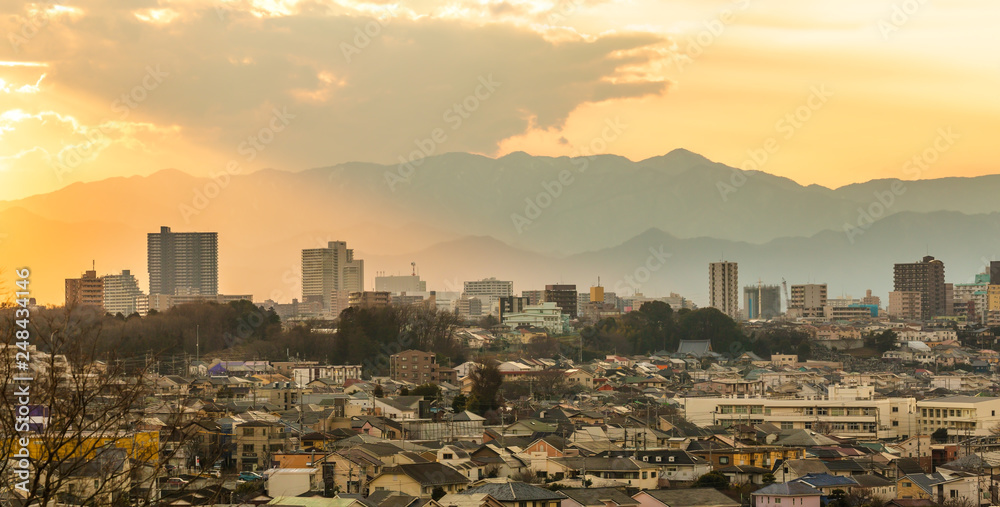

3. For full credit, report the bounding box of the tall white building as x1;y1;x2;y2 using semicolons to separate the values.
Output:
375;274;426;294
103;269;144;316
709;261;739;320
463;278;513;313
302;241;364;314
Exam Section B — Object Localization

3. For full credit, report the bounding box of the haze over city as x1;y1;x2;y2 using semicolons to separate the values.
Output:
9;0;1000;505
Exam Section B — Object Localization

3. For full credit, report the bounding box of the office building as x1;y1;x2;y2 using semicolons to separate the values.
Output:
544;284;578;319
590;285;604;303
522;290;543;306
102;269;144;316
463;277;513;305
917;396;1000;439
65;270;104;309
992;261;1000;285
709;262;739;320
148;226;218;297
499;296;530;321
301;241;364;314
743;284;781;320
502;302;567;335
894;256;946;320
375;274;426;294
681;385;915;440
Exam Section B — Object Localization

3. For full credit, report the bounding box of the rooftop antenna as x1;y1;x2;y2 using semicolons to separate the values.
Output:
411;262;416;276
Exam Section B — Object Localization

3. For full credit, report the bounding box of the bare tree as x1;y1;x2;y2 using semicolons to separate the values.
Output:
0;305;212;505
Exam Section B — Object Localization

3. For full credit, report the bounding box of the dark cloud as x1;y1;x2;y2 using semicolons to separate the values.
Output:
1;0;668;173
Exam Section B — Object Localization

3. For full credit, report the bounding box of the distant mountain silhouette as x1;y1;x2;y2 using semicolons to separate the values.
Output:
3;150;999;305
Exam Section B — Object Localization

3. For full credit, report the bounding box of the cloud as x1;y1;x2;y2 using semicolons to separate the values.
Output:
0;0;669;191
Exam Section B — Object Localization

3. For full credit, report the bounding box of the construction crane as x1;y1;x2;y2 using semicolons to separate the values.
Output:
781;278;790;311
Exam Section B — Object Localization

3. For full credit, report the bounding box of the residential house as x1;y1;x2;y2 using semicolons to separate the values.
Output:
750;483;822;507
634;488;741;507
458;480;566;507
368;462;471;498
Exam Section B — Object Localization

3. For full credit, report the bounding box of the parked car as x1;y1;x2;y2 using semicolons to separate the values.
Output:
163;477;190;489
236;471;263;483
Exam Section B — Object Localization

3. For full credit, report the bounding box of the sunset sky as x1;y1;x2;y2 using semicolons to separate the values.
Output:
1;0;999;201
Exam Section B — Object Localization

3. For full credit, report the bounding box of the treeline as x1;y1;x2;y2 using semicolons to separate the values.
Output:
580;301;813;359
12;301;464;373
334;304;466;373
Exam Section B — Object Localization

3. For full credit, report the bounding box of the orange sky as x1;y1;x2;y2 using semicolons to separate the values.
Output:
2;0;999;200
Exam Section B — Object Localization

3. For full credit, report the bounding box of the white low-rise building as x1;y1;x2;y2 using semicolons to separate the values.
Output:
679;385;916;439
501;302;566;334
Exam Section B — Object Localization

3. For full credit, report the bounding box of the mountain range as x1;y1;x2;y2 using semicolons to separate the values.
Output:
3;149;999;307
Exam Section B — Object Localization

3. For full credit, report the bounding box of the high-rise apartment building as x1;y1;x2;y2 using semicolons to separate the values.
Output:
65;270;104;309
148;226;218;296
709;262;739;320
888;291;923;320
544;284;578;319
301;241;364;314
894;255;946;320
788;283;827;318
743;284;781;320
103;269;144;316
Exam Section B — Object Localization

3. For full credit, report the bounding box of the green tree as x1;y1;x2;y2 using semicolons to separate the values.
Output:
373;384;385;398
452;394;468;412
932;427;949;443
692;472;729;490
411;383;441;401
432;487;446;501
469;359;503;414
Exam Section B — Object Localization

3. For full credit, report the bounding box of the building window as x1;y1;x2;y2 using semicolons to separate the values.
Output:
775;499;781;504
719;457;729;464
243;428;254;436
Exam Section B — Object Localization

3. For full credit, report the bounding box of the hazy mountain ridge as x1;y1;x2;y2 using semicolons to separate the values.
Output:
4;150;1000;305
